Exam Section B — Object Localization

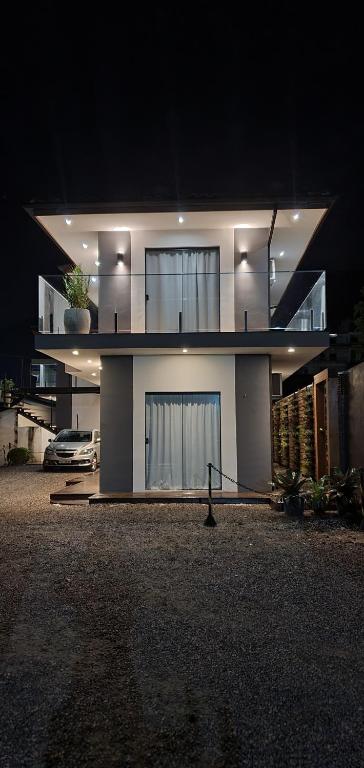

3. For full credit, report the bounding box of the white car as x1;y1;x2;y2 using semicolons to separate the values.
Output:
43;429;100;471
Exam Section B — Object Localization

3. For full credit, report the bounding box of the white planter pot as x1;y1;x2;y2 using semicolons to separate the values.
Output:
64;308;91;334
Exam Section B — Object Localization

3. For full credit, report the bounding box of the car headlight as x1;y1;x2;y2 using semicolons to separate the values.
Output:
45;445;55;453
79;447;94;455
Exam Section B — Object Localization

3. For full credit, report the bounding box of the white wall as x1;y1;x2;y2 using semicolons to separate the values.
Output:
130;229;235;333
133;355;237;491
72;393;100;430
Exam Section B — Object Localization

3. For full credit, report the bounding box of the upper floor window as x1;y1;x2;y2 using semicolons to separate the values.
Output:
145;247;220;332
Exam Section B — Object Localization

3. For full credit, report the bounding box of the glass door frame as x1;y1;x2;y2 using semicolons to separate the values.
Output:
145;391;222;490
144;246;221;333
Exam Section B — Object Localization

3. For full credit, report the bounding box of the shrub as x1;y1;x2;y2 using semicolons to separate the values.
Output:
7;447;31;465
63;266;90;309
306;478;329;513
272;468;306;499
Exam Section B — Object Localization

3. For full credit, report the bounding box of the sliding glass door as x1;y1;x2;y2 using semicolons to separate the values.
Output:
145;393;221;490
145;248;220;332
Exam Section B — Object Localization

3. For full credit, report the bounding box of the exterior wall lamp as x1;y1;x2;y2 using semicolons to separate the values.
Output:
116;252;124;265
241;251;248;264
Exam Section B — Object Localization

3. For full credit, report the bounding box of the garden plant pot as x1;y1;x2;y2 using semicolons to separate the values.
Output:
64;308;91;334
283;495;304;518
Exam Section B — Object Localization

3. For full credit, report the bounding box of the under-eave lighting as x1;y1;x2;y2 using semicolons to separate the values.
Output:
182;348;188;353
279;250;285;257
113;226;129;231
178;216;184;224
91;372;96;377
72;350;79;356
288;347;295;353
65;218;72;226
95;260;101;266
82;242;88;249
292;212;300;221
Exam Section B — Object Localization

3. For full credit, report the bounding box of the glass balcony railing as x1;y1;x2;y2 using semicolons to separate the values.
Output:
38;270;326;335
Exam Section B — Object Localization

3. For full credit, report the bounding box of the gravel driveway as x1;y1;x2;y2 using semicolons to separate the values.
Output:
0;466;363;768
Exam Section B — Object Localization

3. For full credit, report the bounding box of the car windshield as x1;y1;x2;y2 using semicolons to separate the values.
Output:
55;430;92;443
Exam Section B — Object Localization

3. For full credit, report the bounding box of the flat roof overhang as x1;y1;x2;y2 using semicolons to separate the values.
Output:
35;330;330;383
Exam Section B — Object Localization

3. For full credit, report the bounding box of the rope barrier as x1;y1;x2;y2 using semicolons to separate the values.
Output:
208;463;271;497
203;462;271;528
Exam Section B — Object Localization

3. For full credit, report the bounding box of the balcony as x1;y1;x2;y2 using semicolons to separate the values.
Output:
38;270;326;335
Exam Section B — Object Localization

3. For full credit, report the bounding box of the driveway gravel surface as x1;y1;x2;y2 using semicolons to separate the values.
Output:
0;466;363;767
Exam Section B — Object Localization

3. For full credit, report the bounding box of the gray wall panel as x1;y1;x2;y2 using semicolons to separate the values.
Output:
100;356;133;491
235;355;272;491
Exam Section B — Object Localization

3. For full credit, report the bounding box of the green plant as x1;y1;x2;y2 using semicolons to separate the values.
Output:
327;468;359;519
272;469;306;499
7;447;31;465
0;377;15;399
306;477;329;513
63;266;90;309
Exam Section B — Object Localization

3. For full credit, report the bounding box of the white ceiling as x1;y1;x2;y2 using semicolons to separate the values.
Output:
36;344;328;385
37;207;327;277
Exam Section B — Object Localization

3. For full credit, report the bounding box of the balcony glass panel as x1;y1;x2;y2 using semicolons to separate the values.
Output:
38;270;326;334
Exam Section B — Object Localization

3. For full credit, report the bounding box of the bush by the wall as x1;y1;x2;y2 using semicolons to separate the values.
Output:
7;447;31;466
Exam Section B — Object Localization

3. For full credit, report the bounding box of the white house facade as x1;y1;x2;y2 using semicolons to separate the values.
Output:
30;201;330;493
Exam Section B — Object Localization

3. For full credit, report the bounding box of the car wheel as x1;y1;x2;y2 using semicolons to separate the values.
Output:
90;454;97;472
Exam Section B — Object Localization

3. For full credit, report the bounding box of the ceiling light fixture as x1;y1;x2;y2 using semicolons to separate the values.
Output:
182;348;188;353
292;212;300;221
91;276;97;283
72;350;79;356
279;250;285;257
178;216;184;224
65;218;72;226
82;242;88;249
98;365;103;370
288;347;295;353
95;259;101;266
91;372;96;377
113;226;129;231
87;359;92;364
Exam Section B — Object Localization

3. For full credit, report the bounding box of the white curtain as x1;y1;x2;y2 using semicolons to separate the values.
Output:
145;249;219;332
145;393;221;490
146;394;183;490
182;393;221;489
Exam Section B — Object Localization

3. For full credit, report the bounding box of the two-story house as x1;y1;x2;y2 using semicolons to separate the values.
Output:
28;200;330;495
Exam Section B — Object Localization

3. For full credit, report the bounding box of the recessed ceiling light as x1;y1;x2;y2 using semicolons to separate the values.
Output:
330;333;338;338
288;347;295;353
91;276;97;283
292;212;300;221
182;348;188;353
91;372;96;377
113;226;129;231
98;365;103;370
82;242;88;249
72;350;79;356
87;359;92;364
65;218;72;226
178;216;184;224
279;250;285;257
95;259;101;266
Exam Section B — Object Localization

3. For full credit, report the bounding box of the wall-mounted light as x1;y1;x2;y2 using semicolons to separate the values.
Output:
241;251;248;264
182;348;188;353
116;252;124;265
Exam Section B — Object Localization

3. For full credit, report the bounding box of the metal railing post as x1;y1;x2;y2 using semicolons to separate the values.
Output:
114;312;118;333
178;311;182;333
310;308;314;330
204;462;217;527
244;310;248;332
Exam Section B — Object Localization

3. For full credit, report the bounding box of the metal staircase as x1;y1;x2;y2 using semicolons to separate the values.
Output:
16;406;58;435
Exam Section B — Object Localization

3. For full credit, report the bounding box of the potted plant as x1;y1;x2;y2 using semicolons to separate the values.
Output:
272;469;306;517
327;468;359;521
306;477;329;515
63;266;91;333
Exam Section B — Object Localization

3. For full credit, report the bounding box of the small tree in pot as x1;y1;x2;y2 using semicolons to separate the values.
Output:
63;266;91;333
306;477;329;515
272;469;306;517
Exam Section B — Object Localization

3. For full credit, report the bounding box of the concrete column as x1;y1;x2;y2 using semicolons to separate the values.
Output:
100;356;133;492
235;355;272;491
55;363;72;431
98;231;131;332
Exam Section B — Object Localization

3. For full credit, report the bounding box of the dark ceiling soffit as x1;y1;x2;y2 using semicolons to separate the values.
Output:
24;195;336;218
34;330;330;351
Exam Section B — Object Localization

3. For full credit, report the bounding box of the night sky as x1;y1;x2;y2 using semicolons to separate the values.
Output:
1;5;363;381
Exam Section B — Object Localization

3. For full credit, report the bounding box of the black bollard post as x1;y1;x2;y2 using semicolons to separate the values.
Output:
204;462;217;527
